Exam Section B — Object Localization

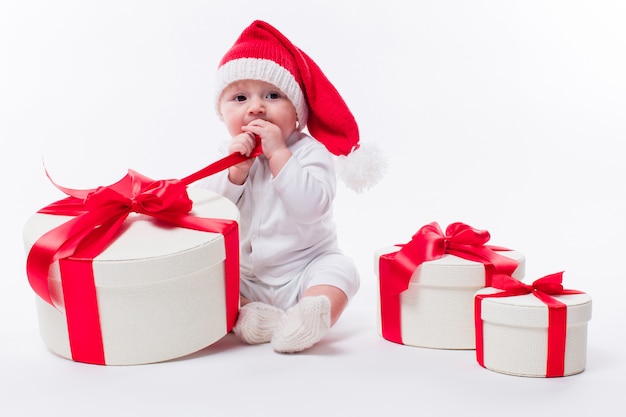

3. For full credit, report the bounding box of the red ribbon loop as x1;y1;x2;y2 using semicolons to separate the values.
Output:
445;222;491;246
489;271;566;296
80;173;193;217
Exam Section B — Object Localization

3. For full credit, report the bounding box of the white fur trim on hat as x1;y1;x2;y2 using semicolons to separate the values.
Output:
215;58;308;127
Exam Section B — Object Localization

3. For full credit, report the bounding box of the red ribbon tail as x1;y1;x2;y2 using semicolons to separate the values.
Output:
180;138;262;186
378;254;404;344
60;258;105;364
474;294;486;367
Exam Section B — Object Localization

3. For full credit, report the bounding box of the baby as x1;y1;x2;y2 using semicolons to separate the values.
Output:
202;20;361;353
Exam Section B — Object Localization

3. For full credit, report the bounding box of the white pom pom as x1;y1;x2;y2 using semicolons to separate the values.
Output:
336;142;387;193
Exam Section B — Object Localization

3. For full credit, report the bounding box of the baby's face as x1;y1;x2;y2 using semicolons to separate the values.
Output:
218;79;298;139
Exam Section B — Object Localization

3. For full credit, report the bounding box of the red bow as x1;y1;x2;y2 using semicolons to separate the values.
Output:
474;272;584;377
378;222;520;344
27;170;200;304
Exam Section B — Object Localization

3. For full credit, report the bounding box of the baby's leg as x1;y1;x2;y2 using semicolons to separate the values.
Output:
302;284;348;326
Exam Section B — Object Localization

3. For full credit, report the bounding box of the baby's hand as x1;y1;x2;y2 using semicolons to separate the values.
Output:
242;120;287;160
227;132;257;185
228;131;258;158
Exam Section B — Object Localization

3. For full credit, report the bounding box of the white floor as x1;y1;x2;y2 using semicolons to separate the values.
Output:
2;1;625;416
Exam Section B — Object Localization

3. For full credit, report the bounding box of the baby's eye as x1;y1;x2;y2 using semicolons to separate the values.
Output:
234;94;247;102
266;92;281;100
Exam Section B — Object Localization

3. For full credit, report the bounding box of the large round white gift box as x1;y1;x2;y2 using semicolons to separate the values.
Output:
375;246;525;349
23;187;239;365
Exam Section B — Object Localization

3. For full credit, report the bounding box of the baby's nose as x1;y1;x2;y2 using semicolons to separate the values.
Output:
247;96;265;113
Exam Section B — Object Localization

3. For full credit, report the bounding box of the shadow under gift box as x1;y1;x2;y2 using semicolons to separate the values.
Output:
374;246;525;349
23;188;239;366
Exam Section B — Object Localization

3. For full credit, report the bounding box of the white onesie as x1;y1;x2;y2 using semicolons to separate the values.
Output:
199;131;359;310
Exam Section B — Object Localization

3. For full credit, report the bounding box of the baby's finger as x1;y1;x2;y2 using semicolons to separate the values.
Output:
244;132;257;149
229;141;247;156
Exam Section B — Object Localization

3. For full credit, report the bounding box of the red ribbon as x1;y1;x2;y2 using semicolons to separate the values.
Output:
26;139;261;364
474;272;584;377
378;222;520;344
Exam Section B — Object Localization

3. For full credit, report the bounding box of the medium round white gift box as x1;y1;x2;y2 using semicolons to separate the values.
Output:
375;246;525;349
23;187;239;366
475;287;592;377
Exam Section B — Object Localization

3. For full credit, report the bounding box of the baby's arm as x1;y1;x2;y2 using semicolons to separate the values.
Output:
272;144;336;223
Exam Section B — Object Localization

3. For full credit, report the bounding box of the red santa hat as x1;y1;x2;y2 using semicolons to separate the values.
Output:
215;20;385;192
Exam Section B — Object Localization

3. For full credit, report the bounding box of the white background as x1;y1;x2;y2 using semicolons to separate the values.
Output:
2;1;624;415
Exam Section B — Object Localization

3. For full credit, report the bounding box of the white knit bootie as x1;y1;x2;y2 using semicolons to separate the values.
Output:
232;302;285;345
271;296;331;353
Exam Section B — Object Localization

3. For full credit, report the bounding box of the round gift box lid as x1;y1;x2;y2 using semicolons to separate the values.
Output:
23;187;239;287
375;246;525;288
476;287;592;328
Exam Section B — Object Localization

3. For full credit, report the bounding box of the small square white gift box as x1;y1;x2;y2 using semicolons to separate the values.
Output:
375;222;525;349
474;272;592;377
